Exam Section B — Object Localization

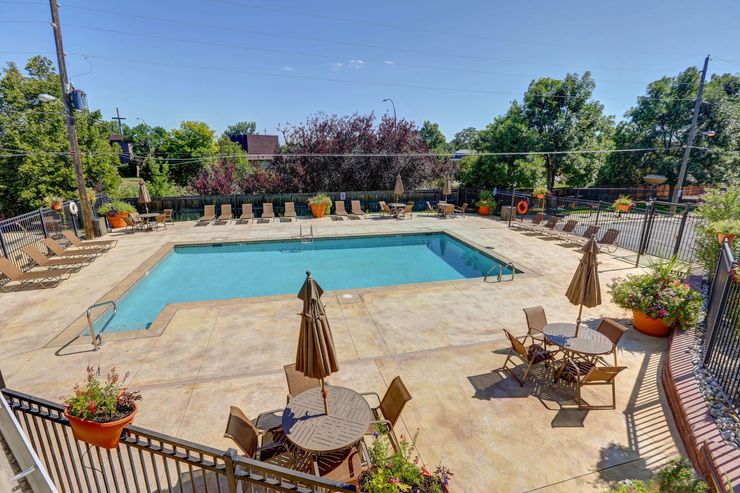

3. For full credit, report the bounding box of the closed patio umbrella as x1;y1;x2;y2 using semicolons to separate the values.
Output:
295;271;339;414
138;179;151;213
565;237;601;334
393;174;405;202
443;175;452;202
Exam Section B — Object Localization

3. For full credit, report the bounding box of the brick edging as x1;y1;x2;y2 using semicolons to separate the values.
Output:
662;328;740;492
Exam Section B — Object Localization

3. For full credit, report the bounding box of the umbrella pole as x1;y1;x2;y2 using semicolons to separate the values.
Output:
320;377;328;415
575;304;584;335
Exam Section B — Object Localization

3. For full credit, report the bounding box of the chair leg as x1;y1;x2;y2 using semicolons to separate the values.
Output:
519;362;534;386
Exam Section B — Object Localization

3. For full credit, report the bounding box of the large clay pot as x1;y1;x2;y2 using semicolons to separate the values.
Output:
616;204;632;212
107;212;129;229
717;233;736;245
477;206;491;216
632;309;671;337
535;194;545;200
64;405;137;449
310;203;327;218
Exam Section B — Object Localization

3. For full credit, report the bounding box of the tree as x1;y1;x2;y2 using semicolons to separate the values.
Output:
598;69;740;186
223;120;256;136
0;56;121;215
451;127;479;150
160;121;218;186
123;123;168;177
189;161;239;195
419;120;449;153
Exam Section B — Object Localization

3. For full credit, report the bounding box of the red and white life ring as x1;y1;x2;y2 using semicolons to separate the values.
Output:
516;200;529;215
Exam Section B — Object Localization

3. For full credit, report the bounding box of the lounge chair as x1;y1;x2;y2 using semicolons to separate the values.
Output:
596;318;628;365
283;363;320;404
216;204;233;225
518;213;544;231
501;328;556;386
454;203;469;215
360;376;412;452
598;229;620;253
283;202;297;221
237;204;254;224
553;219;578;239
558;362;626;410
62;230;117;251
333;201;349;220
260;203;275;222
0;257;73;291
197;205;216;226
522;306;547;345
532;216;559;235
573;225;601;245
162;208;174;224
397;201;413;219
22;245;91;271
42;238;103;258
350;200;364;219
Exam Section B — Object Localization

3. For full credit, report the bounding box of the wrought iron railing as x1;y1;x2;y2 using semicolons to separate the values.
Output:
0;387;356;493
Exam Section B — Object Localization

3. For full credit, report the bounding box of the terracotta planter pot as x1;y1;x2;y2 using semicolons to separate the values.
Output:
310;203;328;218
51;202;63;211
717;233;736;245
616;204;632;212
107;212;129;229
64;405;137;449
477;206;491;216
632;309;671;337
534;194;545;200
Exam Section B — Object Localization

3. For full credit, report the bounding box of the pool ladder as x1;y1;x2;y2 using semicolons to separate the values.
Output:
299;225;314;244
84;300;117;350
484;262;516;283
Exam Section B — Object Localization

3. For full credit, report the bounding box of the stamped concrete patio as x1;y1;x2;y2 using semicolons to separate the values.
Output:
0;214;683;492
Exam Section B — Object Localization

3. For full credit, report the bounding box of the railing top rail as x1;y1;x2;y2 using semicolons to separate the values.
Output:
0;200;77;227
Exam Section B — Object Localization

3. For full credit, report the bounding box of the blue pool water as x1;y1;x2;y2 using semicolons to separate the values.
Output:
103;233;515;332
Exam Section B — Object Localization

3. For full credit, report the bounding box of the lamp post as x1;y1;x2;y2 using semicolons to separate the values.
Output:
643;174;667;202
382;98;396;125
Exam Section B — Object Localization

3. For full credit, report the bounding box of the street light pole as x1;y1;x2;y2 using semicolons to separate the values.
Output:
671;55;710;207
49;0;94;238
382;98;396;125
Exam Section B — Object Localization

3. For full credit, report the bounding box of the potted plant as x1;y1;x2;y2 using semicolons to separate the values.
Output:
608;256;702;337
613;195;633;213
307;193;333;218
63;366;141;449
475;191;495;216
709;218;740;245
360;429;452;492
98;201;136;229
48;195;63;211
532;185;548;200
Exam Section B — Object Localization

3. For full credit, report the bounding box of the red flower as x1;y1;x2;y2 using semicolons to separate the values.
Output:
422;466;431;476
89;404;96;414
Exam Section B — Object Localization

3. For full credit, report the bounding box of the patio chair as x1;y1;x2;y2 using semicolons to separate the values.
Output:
260;203;275;222
554;219;578;239
501;328;556;386
596;318;629;365
0;257;73;291
597;229;620;253
123;215;143;233
283;363;320;403
379;201;395;218
197;205;216;225
223;406;289;461
522;306;547;344
62;230;117;251
518;213;544;231
441;203;455;218
397;202;413;219
360;376;412;451
153;213;168;230
573;225;601;245
162;208;175;224
533;217;559;235
350;200;364;219
454;203;469;215
22;244;92;271
215;204;233;225
237;204;254;224
566;363;627;410
334;201;349;220
42;238;104;258
283;202;297;221
426;201;438;215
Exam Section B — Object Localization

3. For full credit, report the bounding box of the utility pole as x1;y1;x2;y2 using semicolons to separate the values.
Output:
111;107;126;134
671;55;709;207
49;0;95;238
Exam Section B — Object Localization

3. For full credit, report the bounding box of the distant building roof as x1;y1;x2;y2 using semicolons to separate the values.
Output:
229;134;279;159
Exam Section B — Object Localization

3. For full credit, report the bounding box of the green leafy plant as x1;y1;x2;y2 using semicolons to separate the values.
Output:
708;218;740;238
694;186;740;272
97;200;136;216
307;192;333;209
475;190;495;209
64;366;141;423
608;256;702;330
532;184;548;197
613;195;633;210
606;457;708;493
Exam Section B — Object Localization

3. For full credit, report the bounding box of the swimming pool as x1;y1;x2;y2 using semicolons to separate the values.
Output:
101;233;517;332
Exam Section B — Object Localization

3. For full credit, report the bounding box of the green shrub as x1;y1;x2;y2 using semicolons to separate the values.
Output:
307;192;333;209
708;218;740;237
694;186;740;271
97;200;136;216
613;195;633;210
475;190;496;209
532;184;548;197
606;457;708;493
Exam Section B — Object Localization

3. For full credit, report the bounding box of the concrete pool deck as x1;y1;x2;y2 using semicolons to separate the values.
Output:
0;214;683;492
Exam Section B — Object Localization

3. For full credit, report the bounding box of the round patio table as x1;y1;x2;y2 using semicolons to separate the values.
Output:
137;212;160;220
282;386;372;454
543;322;613;356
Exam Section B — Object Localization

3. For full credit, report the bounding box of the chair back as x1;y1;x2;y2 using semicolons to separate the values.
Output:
596;318;628;346
284;202;296;216
543;217;559;229
163;209;173;220
599;229;619;246
583;366;626;384
283;364;320;398
223;406;259;458
379;201;391;214
62;230;83;246
351;200;363;214
22;245;49;266
242;203;253;218
581;225;600;240
561;220;578;233
262;203;274;217
123;216;136;228
503;329;529;361
41;239;65;256
156;214;166;224
0;257;23;280
203;204;215;217
403;202;413;213
379;376;412;427
444;204;455;215
531;213;544;224
458;203;468;213
335;201;347;214
523;306;547;333
220;204;232;216
426;201;434;212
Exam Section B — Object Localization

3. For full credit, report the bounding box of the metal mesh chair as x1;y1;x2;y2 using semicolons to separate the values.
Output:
361;376;412;451
522;306;548;344
501;328;556;386
596;318;628;365
283;363;320;403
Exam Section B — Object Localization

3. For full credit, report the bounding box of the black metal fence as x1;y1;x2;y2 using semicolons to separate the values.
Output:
703;241;740;408
0;386;356;493
0;201;83;270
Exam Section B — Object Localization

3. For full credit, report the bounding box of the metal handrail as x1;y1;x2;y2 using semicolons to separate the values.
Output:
484;262;516;283
85;300;116;350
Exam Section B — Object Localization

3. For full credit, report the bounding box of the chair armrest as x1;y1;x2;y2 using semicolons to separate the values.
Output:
254;408;284;431
370;419;399;451
359;392;382;409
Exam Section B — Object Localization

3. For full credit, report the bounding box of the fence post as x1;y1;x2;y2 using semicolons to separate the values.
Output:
673;206;690;257
595;203;602;226
703;250;732;366
222;448;238;492
635;201;655;267
0;226;8;258
508;188;515;227
38;210;48;238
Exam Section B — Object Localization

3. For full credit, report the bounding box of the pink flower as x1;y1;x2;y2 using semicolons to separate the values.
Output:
422;466;431;476
389;478;400;484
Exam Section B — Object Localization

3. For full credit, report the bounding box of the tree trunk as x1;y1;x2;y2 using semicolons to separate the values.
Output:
546;155;555;190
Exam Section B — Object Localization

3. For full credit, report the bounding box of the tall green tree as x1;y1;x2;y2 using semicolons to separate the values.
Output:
451;127;479;150
0;56;121;215
160;120;218;185
419;120;449;153
223;120;256;136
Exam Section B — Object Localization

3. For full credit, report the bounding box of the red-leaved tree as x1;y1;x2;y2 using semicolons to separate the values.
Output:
189;162;239;195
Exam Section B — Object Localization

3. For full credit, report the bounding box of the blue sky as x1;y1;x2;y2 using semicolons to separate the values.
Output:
2;0;739;139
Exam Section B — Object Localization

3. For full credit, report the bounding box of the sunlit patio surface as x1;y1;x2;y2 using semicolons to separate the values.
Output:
0;214;682;492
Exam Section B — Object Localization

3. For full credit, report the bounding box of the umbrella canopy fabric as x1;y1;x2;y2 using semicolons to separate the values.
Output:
393;174;405;200
295;271;339;380
565;237;601;331
443;176;452;197
138;180;151;212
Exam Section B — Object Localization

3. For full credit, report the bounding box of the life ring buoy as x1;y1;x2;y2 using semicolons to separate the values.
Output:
516;200;528;215
68;201;79;215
